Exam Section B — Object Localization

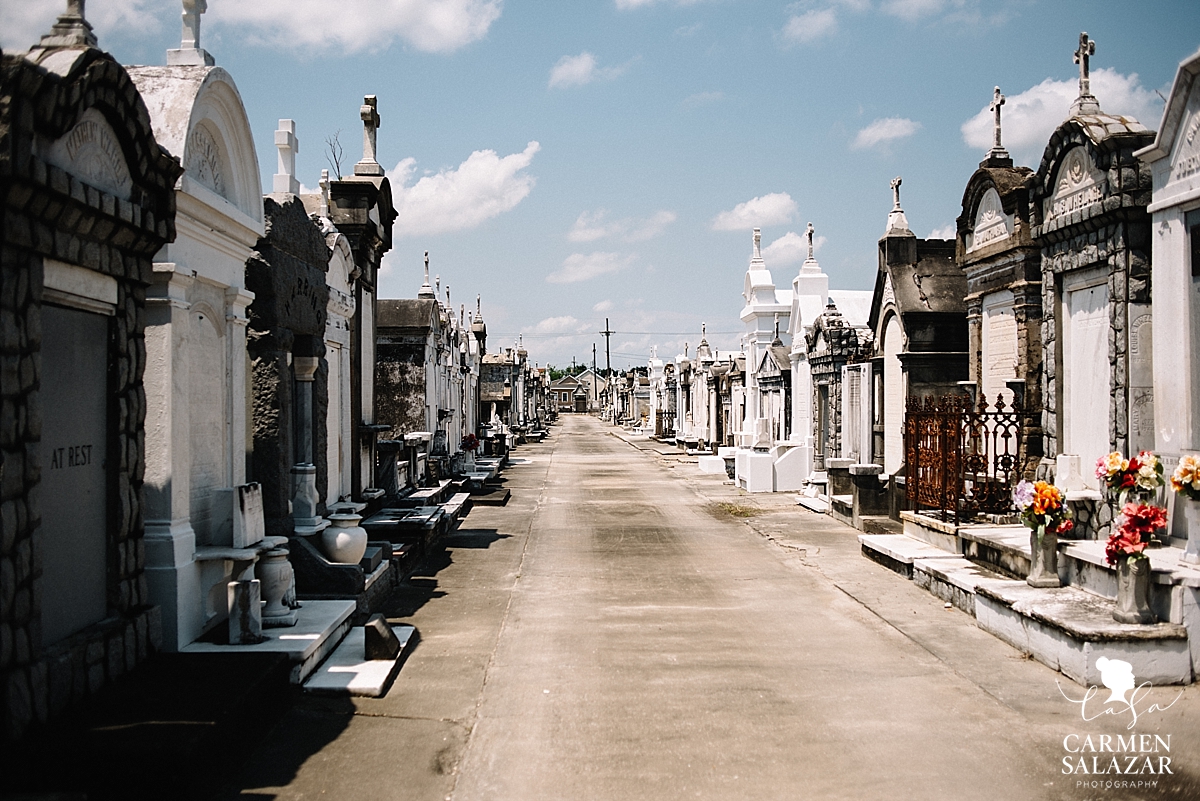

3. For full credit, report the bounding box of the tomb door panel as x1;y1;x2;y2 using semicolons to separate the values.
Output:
982;290;1018;408
326;343;343;501
883;316;904;473
188;307;227;544
1128;308;1154;454
1062;271;1111;487
40;304;111;644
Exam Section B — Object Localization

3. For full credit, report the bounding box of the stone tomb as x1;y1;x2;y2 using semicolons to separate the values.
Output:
1;1;180;739
127;13;268;651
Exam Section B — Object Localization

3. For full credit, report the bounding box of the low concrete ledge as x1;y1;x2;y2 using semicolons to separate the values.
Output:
858;533;960;579
975;584;1192;685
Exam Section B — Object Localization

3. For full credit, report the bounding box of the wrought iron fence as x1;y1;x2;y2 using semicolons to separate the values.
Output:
904;393;1023;525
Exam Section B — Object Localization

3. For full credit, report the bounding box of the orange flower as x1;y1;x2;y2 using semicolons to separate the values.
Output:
1030;481;1063;515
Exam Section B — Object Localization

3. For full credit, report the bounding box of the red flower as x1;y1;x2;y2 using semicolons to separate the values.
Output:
1053;519;1074;535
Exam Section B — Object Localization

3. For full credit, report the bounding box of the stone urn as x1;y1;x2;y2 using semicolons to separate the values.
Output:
258;547;297;627
1182;497;1200;565
321;513;368;565
1113;556;1156;624
1027;529;1061;588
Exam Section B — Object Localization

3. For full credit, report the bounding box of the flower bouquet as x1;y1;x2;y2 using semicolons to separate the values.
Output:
1013;480;1074;540
1170;454;1200;502
1104;503;1167;566
1014;480;1073;587
1096;450;1165;506
460;433;480;452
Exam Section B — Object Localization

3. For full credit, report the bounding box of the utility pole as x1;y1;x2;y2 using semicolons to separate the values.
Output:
600;317;613;376
592;343;598;410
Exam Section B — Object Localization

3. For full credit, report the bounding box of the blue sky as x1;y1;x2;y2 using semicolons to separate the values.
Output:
5;1;1199;368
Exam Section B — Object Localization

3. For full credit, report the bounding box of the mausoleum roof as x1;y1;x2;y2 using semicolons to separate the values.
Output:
377;298;438;330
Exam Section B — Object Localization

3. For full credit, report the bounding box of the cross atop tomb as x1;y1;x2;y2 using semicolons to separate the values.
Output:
419;252;435;298
805;222;815;261
990;87;1006;149
885;176;911;234
773;313;781;344
40;0;99;49
1071;32;1100;114
354;95;385;177
273;119;299;195
167;0;215;66
319;169;330;217
752;228;763;263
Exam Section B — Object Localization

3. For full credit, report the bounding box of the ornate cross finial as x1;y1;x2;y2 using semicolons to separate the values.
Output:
435;275;441;297
167;0;214;65
701;322;707;339
805;222;815;261
319;169;330;217
1074;32;1096;97
685;343;689;357
272;120;299;195
890;176;902;209
773;313;780;342
990;86;1005;149
354;95;385;177
419;251;435;298
40;0;98;48
651;346;657;359
752;228;762;261
446;285;451;308
477;294;482;316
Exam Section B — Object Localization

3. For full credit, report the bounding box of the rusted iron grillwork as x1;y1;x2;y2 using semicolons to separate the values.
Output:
904;393;1023;525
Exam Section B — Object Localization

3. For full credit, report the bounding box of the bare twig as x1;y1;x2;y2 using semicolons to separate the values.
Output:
325;130;344;179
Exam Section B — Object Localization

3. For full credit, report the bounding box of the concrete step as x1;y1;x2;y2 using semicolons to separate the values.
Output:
858;533;962;579
182;600;356;685
303;623;417;697
975;582;1192;686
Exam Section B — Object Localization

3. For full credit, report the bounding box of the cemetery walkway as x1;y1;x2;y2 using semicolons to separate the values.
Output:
223;415;1200;800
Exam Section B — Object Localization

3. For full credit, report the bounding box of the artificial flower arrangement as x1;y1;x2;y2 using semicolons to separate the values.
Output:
1170;454;1200;502
1105;502;1168;566
460;433;480;452
1095;450;1165;506
1012;480;1074;540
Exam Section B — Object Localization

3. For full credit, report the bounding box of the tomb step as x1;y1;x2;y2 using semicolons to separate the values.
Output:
958;525;1033;580
442;491;473;521
182;599;355;685
303;623;417;697
472;487;511;506
796;495;829;514
860;516;903;536
858;534;961;579
975;582;1192;686
913;556;1017;616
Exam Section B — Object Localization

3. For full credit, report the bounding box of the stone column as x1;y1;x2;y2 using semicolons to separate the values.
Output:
292;355;323;531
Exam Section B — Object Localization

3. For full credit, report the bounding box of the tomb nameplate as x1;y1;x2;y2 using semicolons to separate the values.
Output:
982;292;1018;405
1128;308;1155;453
1045;147;1106;225
1170;92;1200;184
40;108;132;200
967;188;1011;253
40;304;110;644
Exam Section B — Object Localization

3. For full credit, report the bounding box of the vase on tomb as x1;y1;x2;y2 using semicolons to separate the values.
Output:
1027;529;1061;588
258;548;298;627
1113;555;1156;625
321;513;368;565
1182;498;1200;565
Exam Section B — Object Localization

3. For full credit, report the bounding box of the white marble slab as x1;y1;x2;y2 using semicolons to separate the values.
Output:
304;624;416;697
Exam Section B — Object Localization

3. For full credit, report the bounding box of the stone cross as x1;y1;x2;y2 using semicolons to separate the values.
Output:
167;0;214;65
436;275;441;297
181;0;206;49
446;285;451;309
319;169;330;217
651;346;658;359
990;86;1005;149
41;0;98;48
752;228;762;261
477;294;482;317
701;322;706;339
419;252;435;298
1074;32;1096;98
354;95;385;177
273;119;299;195
773;313;780;341
890;176;902;209
805;222;815;261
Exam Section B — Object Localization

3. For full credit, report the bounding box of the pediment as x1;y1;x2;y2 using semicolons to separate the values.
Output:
1044;146;1106;224
38;108;132;200
1170;83;1200;184
966;187;1012;253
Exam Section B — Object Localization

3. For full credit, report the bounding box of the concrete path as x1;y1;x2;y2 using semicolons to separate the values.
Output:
223;416;1200;800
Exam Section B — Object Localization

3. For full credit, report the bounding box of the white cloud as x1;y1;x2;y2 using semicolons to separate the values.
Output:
390;141;540;239
533;315;579;334
929;223;956;239
711;192;797;231
616;0;705;9
852;117;922;150
1;0;161;51
881;0;946;20
960;68;1163;166
567;209;676;242
547;252;634;284
781;8;838;44
593;300;614;312
549;52;631;89
762;231;826;266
